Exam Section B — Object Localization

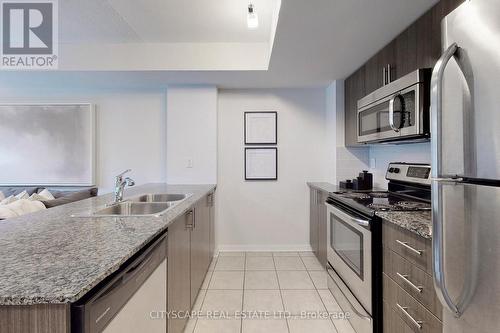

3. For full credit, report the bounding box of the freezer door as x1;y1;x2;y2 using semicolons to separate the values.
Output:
435;0;500;180
432;180;500;333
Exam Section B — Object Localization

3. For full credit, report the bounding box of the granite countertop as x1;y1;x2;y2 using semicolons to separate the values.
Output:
376;210;432;239
307;182;338;193
0;183;215;306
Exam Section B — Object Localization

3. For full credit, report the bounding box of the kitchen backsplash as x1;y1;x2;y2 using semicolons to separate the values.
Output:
336;143;431;189
336;147;370;185
369;143;431;188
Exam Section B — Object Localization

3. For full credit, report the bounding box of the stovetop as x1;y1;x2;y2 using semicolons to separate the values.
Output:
329;190;431;216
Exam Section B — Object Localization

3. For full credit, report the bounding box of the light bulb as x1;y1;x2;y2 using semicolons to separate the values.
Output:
247;4;259;29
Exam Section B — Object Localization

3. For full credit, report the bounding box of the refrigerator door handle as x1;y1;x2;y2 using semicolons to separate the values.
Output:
431;43;465;318
432;180;461;317
431;42;458;178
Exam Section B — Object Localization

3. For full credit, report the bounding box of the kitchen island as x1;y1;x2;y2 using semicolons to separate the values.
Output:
0;183;216;333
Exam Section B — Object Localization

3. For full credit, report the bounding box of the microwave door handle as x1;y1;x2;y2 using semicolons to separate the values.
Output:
389;95;400;132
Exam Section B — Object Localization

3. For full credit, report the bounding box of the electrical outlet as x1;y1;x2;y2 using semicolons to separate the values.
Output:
187;159;193;168
370;158;376;169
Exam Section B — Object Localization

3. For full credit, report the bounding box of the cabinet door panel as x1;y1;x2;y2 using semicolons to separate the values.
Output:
168;213;191;333
191;196;211;306
364;54;381;94
394;25;417;80
344;66;365;147
317;191;328;268
209;192;215;259
309;189;318;254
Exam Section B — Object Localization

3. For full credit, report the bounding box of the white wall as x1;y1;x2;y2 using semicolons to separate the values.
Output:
0;87;166;193
166;86;217;184
217;88;328;251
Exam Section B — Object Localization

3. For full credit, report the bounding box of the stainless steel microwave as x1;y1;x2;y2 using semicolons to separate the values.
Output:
357;69;431;144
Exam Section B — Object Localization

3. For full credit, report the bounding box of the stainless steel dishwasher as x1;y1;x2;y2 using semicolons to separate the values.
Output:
72;233;167;333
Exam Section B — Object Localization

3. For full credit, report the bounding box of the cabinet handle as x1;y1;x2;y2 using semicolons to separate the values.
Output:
396;303;423;330
387;64;392;83
186;210;194;230
383;67;387;86
395;240;423;256
396;272;423;293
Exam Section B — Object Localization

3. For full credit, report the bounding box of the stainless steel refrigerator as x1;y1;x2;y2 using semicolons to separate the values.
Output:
430;1;500;332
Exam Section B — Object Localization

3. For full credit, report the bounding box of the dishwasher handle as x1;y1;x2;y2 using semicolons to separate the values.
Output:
71;233;167;333
94;233;166;303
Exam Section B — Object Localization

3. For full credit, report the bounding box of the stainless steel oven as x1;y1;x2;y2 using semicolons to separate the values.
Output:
357;68;431;144
326;202;373;333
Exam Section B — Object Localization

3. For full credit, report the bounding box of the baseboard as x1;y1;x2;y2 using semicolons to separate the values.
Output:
216;244;313;253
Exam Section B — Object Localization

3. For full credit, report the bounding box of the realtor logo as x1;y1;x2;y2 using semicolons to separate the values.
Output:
1;0;58;69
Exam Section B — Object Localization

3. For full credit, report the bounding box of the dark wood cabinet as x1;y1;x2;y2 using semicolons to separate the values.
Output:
309;187;327;267
167;211;192;333
208;192;215;260
168;192;215;333
309;189;319;255
190;194;212;306
344;0;465;147
382;220;443;333
344;66;365;146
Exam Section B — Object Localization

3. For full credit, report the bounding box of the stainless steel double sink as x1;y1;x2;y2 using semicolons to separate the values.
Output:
89;193;191;217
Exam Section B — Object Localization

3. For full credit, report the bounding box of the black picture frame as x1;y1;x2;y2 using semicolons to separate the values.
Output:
244;147;278;181
244;111;278;145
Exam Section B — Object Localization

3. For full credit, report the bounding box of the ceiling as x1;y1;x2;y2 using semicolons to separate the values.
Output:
60;0;277;43
1;0;439;88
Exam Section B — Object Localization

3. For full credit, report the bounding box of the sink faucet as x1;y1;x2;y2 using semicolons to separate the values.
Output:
113;169;135;203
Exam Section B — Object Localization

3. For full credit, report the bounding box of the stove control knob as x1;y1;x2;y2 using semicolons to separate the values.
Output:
388;167;395;173
394;168;401;174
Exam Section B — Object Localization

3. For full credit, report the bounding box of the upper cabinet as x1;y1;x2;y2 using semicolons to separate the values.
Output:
344;0;465;147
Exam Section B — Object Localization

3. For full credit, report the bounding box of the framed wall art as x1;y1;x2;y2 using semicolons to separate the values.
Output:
245;147;278;181
244;111;277;145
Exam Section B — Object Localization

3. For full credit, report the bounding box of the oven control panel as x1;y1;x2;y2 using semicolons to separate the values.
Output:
385;163;431;185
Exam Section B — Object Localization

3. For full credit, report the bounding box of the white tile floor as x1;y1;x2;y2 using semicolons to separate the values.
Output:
184;251;356;333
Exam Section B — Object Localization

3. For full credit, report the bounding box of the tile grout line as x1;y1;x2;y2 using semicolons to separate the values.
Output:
273;254;292;333
193;255;218;331
298;255;340;333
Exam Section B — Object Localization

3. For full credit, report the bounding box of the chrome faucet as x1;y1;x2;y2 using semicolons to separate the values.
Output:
113;169;135;203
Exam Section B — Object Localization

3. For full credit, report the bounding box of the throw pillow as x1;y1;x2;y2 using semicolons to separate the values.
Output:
15;191;29;200
30;189;55;201
0;191;4;201
6;199;46;216
1;195;18;205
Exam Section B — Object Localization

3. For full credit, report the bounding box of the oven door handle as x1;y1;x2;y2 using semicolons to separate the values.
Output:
327;203;370;228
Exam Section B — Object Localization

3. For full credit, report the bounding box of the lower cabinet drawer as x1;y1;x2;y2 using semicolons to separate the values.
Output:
383;274;442;333
383;248;442;320
382;221;433;274
383;299;415;333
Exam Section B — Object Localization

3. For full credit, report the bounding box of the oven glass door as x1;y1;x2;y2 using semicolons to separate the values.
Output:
331;214;364;279
358;84;419;142
326;202;372;314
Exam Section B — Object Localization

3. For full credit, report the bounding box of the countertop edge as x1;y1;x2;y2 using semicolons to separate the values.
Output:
376;211;432;240
307;182;337;193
